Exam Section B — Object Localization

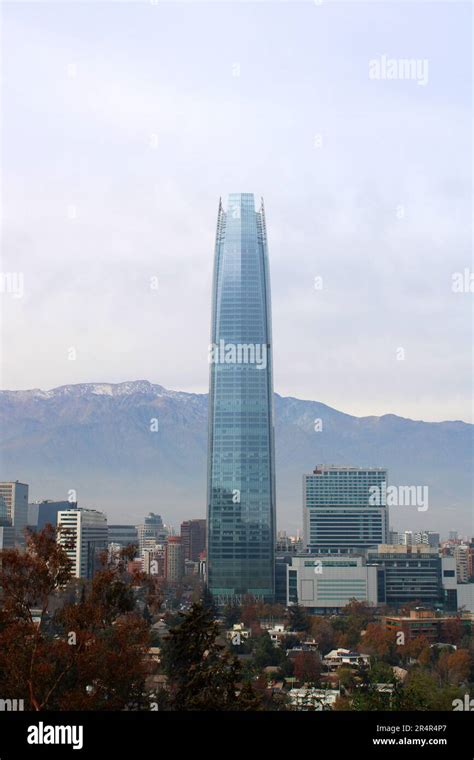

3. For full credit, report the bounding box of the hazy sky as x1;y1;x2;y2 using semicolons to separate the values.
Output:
1;0;472;422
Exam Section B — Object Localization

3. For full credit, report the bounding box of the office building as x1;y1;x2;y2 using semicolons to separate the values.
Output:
136;513;167;554
367;544;443;608
0;481;29;545
28;500;78;532
285;555;379;613
207;193;276;602
57;508;108;579
303;466;389;553
165;536;184;583
108;524;139;550
0;526;15;549
180;519;206;562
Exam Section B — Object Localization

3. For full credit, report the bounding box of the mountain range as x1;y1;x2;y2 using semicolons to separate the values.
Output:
0;380;472;536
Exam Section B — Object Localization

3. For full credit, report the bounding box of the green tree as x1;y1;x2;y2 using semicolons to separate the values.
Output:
160;602;260;710
223;601;241;627
252;632;283;668
287;604;310;632
200;585;218;617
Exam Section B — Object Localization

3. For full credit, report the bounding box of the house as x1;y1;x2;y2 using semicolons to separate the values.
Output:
225;623;251;645
323;648;370;670
266;623;292;647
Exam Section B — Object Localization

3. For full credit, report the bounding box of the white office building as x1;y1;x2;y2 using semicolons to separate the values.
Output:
286;555;379;613
57;508;108;579
303;466;389;553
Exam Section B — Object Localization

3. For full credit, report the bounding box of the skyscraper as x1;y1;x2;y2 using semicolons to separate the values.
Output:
207;193;276;603
180;519;206;562
303;465;389;553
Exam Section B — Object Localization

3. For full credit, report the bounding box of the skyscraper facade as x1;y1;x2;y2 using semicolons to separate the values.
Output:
303;465;389;553
207;193;276;603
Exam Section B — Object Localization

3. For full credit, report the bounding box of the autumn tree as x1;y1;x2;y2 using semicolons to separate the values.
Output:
441;617;465;646
309;616;335;655
362;623;397;660
0;525;151;710
433;649;471;687
293;651;322;685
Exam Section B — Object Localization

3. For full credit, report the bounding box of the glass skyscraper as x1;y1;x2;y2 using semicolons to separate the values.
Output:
207;193;276;603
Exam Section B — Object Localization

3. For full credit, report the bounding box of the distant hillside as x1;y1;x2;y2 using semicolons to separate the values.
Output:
0;381;472;535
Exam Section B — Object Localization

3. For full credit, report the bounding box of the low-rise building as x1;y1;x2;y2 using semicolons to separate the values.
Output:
323;648;370;670
286;555;379;612
383;608;471;643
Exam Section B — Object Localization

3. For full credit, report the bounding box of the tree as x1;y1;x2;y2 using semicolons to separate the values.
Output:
399;669;460;711
160;602;260;710
0;526;151;710
293;652;322;685
434;649;471;686
287;604;310;632
441;617;465;646
252;632;283;669
333;600;375;649
350;684;393;711
241;599;258;628
362;623;397;660
310;616;335;655
223;600;241;627
200;585;218;617
281;633;301;651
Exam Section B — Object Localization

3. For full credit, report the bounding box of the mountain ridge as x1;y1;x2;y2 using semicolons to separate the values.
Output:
0;380;472;535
